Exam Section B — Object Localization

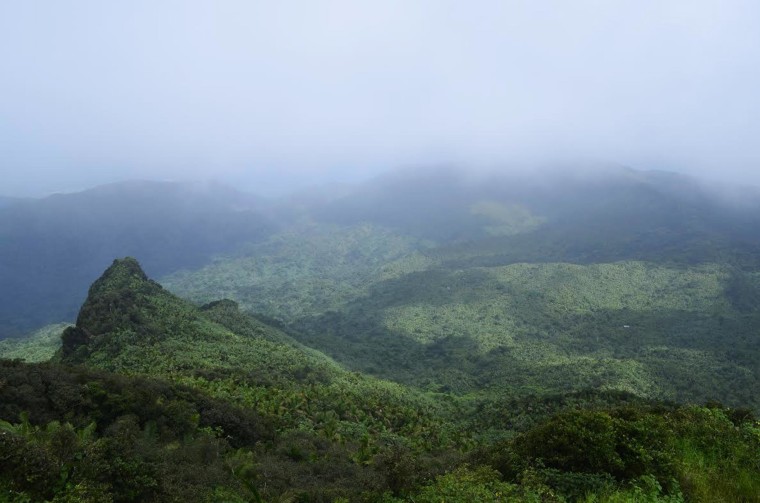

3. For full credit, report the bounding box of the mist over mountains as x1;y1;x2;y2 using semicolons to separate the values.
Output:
4;2;760;499
3;164;760;338
2;164;760;500
0;180;276;336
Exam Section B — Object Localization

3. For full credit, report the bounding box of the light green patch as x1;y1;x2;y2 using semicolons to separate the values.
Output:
470;201;546;236
365;261;758;403
384;302;519;350
374;250;439;282
0;322;70;362
383;261;731;351
489;262;732;314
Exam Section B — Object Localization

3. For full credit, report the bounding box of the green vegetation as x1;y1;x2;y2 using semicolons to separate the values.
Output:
163;223;428;321
3;168;760;500
165;225;760;409
0;360;272;502
0;323;68;362
156;171;760;414
3;257;758;501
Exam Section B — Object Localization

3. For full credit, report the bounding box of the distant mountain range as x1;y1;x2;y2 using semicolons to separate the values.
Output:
4;166;760;338
3;167;760;403
0;180;277;336
312;166;760;262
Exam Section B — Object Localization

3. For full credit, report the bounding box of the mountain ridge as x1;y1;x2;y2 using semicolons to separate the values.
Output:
0;180;279;337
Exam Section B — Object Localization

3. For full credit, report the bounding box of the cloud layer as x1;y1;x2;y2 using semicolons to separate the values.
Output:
2;1;759;195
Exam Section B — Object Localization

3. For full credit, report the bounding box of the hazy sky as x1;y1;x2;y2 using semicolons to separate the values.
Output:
2;1;760;196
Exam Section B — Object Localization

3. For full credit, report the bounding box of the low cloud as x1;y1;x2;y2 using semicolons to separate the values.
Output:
2;1;759;196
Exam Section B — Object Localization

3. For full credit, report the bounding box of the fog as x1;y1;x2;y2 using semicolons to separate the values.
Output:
2;1;760;196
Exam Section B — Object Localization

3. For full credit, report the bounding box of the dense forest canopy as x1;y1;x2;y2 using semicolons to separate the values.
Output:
2;166;760;501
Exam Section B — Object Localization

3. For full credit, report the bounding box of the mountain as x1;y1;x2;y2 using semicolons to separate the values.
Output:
44;257;472;500
1;257;758;501
8;165;760;341
164;166;760;410
3;166;760;499
0;180;278;337
59;257;342;379
312;166;760;263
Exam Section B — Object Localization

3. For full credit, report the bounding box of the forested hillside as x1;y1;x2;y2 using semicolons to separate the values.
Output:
3;167;760;500
165;167;760;410
2;258;758;501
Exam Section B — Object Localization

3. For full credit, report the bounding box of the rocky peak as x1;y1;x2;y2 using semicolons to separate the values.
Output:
61;257;162;362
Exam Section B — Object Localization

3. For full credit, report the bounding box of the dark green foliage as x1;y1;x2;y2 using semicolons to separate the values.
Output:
398;465;521;502
0;410;252;502
1;269;759;501
0;357;291;501
509;408;675;486
0;360;273;447
669;407;760;501
7;258;468;500
725;267;760;312
262;259;760;410
480;404;760;502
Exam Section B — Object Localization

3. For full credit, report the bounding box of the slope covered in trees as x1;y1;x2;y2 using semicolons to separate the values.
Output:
1;257;759;501
3;166;760;500
164;167;760;411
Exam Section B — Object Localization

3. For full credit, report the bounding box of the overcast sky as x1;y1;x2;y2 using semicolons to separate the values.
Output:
2;1;760;196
